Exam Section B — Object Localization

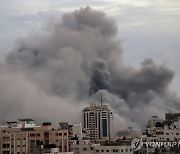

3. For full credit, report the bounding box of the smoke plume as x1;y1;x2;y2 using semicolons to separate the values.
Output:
0;7;180;131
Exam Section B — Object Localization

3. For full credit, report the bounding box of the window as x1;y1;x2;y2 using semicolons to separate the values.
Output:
30;140;35;146
3;152;10;154
3;144;10;148
30;134;35;137
30;140;35;143
102;119;107;137
83;148;87;151
3;137;9;141
44;132;49;137
36;140;42;145
36;133;40;137
59;133;62;136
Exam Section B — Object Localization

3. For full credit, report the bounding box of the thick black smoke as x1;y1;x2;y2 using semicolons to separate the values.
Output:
89;59;112;95
0;7;180;131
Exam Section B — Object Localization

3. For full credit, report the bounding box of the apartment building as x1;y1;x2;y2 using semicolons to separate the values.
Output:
0;119;72;154
143;125;180;142
92;145;133;154
141;113;180;153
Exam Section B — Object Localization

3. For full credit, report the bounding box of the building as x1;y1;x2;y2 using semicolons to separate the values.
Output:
92;145;133;154
116;127;138;138
165;113;180;125
143;125;180;142
141;113;180;153
0;119;73;154
0;117;136;154
82;104;113;140
71;126;133;154
147;116;164;128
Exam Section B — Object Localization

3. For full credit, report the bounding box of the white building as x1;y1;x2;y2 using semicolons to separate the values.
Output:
17;119;36;128
143;125;180;142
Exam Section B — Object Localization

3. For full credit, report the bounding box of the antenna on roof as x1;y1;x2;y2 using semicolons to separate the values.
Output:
100;95;103;106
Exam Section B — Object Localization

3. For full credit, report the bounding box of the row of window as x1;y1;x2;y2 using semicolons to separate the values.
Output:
2;151;26;154
166;132;179;135
95;148;132;153
2;143;28;148
28;132;68;137
55;133;67;136
29;133;40;137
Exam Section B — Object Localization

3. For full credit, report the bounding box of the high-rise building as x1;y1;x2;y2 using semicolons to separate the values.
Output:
82;104;113;140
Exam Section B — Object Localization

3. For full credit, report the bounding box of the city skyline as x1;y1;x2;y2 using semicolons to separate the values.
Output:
1;109;180;153
0;1;179;134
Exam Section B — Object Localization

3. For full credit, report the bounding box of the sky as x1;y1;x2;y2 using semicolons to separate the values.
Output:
0;0;180;95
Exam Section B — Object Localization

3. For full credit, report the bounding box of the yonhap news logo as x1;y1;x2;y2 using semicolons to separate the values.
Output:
131;137;180;151
131;138;143;151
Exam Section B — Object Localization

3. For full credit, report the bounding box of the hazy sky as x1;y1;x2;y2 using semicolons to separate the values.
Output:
0;0;180;95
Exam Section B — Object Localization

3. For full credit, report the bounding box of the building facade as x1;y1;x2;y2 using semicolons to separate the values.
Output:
82;104;113;140
0;119;72;154
142;113;180;153
147;116;164;128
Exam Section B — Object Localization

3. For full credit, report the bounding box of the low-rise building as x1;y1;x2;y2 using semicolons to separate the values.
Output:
147;116;164;128
92;145;133;154
0;119;72;154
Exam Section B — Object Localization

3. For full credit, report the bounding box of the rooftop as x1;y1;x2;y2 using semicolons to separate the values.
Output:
18;119;34;122
6;121;18;124
83;104;111;111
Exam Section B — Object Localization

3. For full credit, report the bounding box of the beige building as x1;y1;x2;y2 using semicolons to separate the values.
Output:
0;118;135;154
78;145;133;154
0;119;73;154
92;145;133;154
